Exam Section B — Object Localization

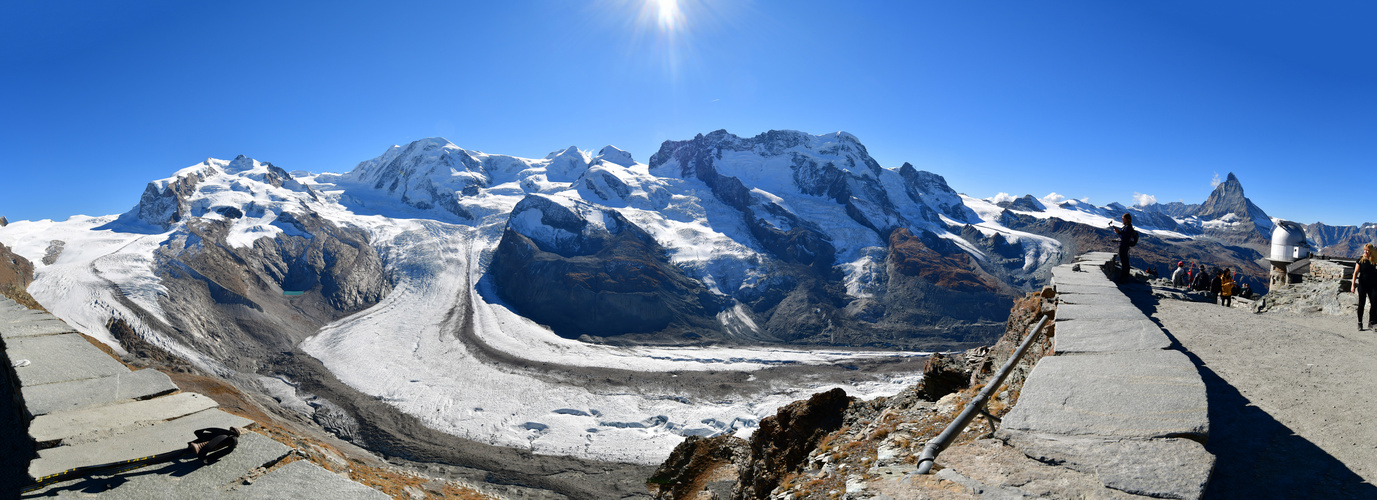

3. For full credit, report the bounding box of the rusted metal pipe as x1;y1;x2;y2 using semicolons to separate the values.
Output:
916;314;1049;474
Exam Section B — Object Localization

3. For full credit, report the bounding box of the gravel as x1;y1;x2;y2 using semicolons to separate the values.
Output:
1136;285;1377;498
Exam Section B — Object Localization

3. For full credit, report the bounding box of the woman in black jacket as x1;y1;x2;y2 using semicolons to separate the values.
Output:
1353;244;1377;331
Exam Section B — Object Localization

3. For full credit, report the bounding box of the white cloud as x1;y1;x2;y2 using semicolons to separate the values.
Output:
1210;172;1222;188
1132;192;1157;207
1042;192;1066;205
1078;197;1091;203
990;192;1016;204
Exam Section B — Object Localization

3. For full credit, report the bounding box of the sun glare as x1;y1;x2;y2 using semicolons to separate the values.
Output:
594;0;739;81
654;0;681;31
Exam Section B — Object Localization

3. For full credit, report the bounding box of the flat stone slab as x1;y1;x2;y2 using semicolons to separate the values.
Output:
234;459;389;499
25;432;292;498
1000;350;1208;440
7;333;129;387
1077;252;1118;264
30;408;254;480
1001;431;1214;500
1055;303;1145;321
1054;318;1171;353
1055;292;1134;307
1052;274;1118;289
0;318;77;339
23;368;178;417
1052;283;1123;296
30;392;219;444
1;309;51;323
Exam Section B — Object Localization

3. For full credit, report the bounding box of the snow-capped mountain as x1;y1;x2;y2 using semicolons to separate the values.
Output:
0;129;1321;469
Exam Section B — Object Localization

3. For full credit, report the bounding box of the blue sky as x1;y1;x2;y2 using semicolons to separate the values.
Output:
2;1;1373;225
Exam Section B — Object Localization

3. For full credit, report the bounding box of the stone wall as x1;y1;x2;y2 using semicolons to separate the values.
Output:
1255;258;1357;316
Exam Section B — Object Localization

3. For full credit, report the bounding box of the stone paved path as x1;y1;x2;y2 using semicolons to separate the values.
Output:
992;252;1213;499
868;253;1216;499
0;297;389;499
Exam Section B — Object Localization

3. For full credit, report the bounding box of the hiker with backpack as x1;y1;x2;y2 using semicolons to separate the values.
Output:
1209;268;1223;303
1111;213;1138;282
1193;267;1210;292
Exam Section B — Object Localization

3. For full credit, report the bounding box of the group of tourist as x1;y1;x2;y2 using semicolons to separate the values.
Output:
1114;211;1377;331
1169;261;1245;305
1113;212;1250;308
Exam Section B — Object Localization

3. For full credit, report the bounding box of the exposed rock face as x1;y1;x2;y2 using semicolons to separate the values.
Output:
919;352;973;401
634;130;1018;348
0;241;41;310
735;388;854;500
0;242;33;290
648;435;751;500
1002;194;1046;212
1305;222;1377;257
899;162;977;223
148;209;391;371
490;195;726;340
137;164;218;229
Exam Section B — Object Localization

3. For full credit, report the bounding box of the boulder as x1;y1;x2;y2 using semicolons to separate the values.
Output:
735;388;853;499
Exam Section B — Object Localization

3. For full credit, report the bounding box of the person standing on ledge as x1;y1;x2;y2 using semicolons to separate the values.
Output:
1353;243;1377;331
1111;213;1138;282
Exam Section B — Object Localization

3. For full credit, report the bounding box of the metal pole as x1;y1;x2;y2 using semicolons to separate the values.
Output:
915;314;1049;474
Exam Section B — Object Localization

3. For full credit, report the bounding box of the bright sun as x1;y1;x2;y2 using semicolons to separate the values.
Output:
653;0;681;31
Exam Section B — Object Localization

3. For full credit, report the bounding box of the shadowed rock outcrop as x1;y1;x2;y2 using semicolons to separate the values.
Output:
491;195;727;340
736;388;854;499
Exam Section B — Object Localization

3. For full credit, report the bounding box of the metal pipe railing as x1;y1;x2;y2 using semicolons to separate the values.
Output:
915;314;1050;474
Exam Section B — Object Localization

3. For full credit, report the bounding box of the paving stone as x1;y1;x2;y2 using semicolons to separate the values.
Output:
31;392;220;444
1055;303;1145;321
1077;251;1117;260
8;333;129;387
1052;274;1117;290
1;309;51;323
1053;318;1171;354
23;369;178;417
0;318;77;339
232;460;389;499
1055;292;1133;307
1052;284;1121;296
1000;350;1208;441
23;432;292;499
1001;431;1214;500
30;409;255;480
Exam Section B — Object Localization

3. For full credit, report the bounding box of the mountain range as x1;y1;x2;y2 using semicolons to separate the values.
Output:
0;129;1368;469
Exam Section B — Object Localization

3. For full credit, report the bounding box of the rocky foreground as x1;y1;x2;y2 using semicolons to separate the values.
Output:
648;287;1057;499
650;254;1223;499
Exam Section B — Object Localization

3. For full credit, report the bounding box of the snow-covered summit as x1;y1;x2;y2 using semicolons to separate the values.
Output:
130;155;317;233
594;145;636;167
